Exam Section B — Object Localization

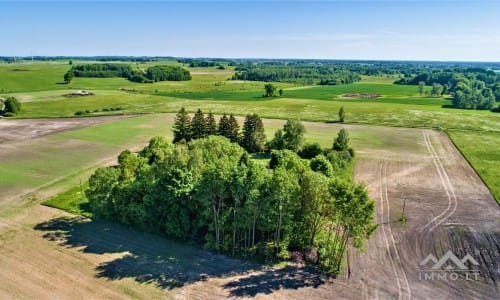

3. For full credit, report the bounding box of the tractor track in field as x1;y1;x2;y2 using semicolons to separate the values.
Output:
1;117;499;299
420;130;458;232
379;160;412;300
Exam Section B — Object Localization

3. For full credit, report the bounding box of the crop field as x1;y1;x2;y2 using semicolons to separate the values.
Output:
0;62;499;299
1;115;498;299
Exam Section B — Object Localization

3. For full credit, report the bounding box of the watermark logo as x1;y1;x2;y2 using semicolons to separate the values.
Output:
419;250;480;281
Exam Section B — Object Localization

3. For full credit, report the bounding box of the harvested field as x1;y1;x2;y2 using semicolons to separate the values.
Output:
0;116;498;299
0;116;130;143
349;129;500;299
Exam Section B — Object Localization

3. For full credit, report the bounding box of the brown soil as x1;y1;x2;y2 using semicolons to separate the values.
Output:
348;129;499;299
0;115;131;144
0;117;498;299
341;93;381;99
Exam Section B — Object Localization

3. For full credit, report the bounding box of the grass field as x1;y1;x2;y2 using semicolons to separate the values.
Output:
1;61;499;203
0;115;171;203
447;130;500;203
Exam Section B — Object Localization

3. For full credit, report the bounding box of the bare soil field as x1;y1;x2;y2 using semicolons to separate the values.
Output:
0;116;130;143
0;116;133;206
349;129;500;299
0;117;498;299
340;93;381;99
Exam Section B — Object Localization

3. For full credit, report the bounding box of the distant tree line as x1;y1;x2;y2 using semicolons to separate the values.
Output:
395;68;500;110
66;64;191;84
177;58;236;68
146;65;191;82
232;62;361;85
86;109;377;272
69;63;134;78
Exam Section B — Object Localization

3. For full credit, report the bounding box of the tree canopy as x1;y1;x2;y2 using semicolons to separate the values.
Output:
86;133;377;272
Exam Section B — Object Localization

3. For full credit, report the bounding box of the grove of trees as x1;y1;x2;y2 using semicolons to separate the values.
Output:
172;108;265;153
86;112;377;272
232;62;361;85
395;68;499;110
68;64;191;84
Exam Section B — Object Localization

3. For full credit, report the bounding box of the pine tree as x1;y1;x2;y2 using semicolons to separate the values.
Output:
241;114;266;153
173;107;191;143
218;114;230;138
227;114;240;143
191;109;206;139
205;112;217;136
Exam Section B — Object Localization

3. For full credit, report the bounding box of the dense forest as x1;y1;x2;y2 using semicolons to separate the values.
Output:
146;65;191;82
395;68;500;110
232;62;361;85
67;64;191;83
86;109;377;271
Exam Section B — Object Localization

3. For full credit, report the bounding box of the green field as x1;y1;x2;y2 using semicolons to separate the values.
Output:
0;115;172;202
1;61;499;202
447;130;500;203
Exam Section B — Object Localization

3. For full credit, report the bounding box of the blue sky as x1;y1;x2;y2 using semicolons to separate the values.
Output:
1;1;499;61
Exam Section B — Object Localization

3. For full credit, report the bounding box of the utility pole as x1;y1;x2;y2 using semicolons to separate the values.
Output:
401;198;407;221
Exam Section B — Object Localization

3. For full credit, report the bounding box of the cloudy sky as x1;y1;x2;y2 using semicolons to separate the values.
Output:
1;0;499;61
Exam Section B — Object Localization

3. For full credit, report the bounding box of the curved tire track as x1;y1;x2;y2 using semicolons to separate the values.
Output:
420;130;458;232
379;161;412;300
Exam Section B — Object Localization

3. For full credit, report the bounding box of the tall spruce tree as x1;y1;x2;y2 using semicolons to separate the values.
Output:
191;109;206;140
205;112;217;136
218;114;230;138
227;114;240;143
172;107;191;143
241;114;266;153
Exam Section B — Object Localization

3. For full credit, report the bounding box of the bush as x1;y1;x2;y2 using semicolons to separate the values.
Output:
3;97;21;115
310;154;333;177
298;143;323;159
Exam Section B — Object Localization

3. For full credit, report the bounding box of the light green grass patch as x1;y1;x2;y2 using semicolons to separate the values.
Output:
447;130;500;203
43;182;92;217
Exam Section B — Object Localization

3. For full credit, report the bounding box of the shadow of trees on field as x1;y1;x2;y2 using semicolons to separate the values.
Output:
34;216;330;295
223;265;328;297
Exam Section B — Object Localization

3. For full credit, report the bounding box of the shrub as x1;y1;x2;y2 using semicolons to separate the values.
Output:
310;154;333;177
298;143;323;159
3;97;21;115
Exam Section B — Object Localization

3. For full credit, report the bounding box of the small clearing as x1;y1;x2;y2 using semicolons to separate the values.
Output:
340;93;381;99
